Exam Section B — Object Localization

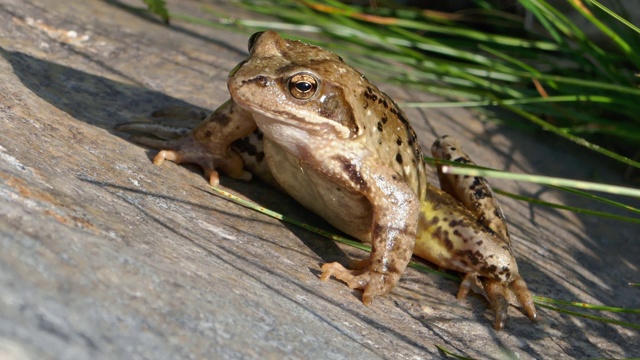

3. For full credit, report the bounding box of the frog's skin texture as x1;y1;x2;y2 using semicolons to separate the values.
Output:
115;31;536;330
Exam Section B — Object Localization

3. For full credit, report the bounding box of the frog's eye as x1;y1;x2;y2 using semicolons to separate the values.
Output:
248;31;265;52
288;73;319;100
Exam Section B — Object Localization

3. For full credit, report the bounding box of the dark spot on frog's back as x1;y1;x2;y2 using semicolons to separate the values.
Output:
395;153;403;164
444;237;453;250
460;249;481;266
474;187;491;200
364;86;378;102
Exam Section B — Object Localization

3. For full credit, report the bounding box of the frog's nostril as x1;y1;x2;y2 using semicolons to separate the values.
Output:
253;75;269;86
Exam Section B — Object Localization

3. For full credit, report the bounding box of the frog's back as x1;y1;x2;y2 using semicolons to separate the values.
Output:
355;82;428;201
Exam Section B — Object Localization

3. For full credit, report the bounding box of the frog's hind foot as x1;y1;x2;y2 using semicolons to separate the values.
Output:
484;275;537;330
115;121;192;141
509;274;537;322
482;279;512;331
457;274;538;330
115;105;208;140
457;274;536;330
456;274;509;330
320;261;399;306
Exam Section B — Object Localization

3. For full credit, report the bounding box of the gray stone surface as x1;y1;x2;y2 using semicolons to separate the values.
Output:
0;0;638;359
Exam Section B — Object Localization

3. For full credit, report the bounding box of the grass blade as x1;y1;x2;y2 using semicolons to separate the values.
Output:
441;165;640;198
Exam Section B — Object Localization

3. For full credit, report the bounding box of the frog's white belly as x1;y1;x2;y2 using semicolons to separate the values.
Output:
264;139;373;242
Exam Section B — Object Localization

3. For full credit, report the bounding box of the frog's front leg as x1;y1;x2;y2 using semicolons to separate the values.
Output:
321;157;419;305
418;135;537;330
116;100;257;186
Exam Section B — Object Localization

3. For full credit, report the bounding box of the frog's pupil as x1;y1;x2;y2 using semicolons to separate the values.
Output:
296;81;312;92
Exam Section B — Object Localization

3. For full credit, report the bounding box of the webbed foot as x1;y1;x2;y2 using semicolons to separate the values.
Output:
320;261;400;305
116;101;256;186
457;273;537;330
148;134;251;186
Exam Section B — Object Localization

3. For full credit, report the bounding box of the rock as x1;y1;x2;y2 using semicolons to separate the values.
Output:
0;0;637;359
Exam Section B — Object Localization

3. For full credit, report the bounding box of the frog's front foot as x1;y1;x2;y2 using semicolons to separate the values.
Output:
120;131;251;186
458;273;537;330
148;134;251;186
320;260;400;305
116;101;256;186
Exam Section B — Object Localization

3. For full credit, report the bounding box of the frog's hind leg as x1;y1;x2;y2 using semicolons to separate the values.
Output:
115;122;193;141
431;135;538;329
115;105;209;140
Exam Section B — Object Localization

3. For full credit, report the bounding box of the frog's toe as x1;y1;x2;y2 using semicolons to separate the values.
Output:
456;274;510;330
509;275;538;322
456;273;476;300
320;262;398;306
203;168;222;187
476;275;537;330
320;262;368;289
139;132;247;186
483;279;511;330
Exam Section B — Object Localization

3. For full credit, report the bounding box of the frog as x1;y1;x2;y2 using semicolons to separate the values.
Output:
115;30;537;330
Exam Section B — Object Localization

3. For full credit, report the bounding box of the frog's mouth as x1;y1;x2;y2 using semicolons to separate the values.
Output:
251;110;350;144
234;96;353;141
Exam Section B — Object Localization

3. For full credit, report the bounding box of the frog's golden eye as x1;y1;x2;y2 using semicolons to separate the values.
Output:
288;73;319;100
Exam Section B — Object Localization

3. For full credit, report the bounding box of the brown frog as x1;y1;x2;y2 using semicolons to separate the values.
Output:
116;30;537;330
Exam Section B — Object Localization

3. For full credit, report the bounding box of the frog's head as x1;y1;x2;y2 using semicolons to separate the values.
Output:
228;31;365;143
